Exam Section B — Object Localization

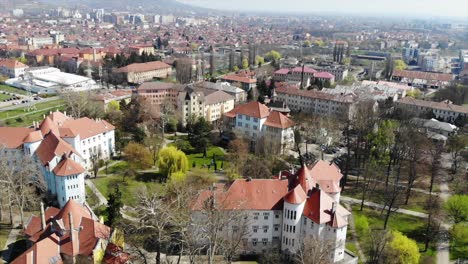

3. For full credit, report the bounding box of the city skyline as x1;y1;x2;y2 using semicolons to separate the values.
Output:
180;0;468;18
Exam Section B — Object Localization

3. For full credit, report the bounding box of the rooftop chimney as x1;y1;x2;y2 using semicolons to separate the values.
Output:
331;202;336;214
40;202;46;230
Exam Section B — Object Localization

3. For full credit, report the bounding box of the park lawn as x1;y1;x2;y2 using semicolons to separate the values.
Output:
0;84;27;95
187;146;226;170
98;161;129;175
91;173;164;206
0;100;65;127
0;223;10;250
85;185;101;208
352;206;436;263
0;93;12;101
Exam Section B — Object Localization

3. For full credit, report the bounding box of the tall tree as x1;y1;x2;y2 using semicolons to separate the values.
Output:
106;185;123;227
157;146;189;178
187;117;212;157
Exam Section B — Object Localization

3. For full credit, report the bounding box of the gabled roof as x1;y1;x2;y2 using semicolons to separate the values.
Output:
35;132;78;165
116;61;171;73
302;188;349;226
0;127;35;149
53;157;85;176
0;58;28;69
292;66;318;74
310;160;343;193
61;117;115;140
284;184;307;204
192;179;289;211
204;90;234;105
24;131;43;143
39;116;59;136
264;110;295;129
18;199;111;262
315;72;335;79
226;101;270;119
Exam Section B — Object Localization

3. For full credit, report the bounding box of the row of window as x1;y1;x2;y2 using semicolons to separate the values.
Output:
82;135;106;146
238;115;259;123
284;224;296;233
67;184;79;190
284;209;298;220
283;237;295;247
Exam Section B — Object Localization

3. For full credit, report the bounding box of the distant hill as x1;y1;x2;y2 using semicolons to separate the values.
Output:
34;0;211;13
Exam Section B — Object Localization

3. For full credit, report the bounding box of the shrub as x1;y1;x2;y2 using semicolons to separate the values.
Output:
354;215;369;235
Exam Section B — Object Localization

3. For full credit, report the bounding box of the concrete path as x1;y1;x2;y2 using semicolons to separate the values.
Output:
1;228;20;262
343;203;367;262
341;196;428;218
436;179;452;264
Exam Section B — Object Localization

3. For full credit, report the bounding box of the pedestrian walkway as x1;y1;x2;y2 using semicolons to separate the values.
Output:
341;196;428;218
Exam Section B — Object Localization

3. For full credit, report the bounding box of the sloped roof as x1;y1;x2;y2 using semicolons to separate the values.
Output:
393;69;453;82
39;116;59;136
53;157;85;176
226;101;270;119
292;66;317;74
315;72;335;79
0;127;34;148
303;188;349;226
264;110;295;129
204;90;234;105
35;132;78;165
192;179;289;211
284;184;307;204
310;160;343;193
0;58;28;69
18;199;111;262
24;131;43;143
61;117;115;140
116;61;171;73
11;235;62;264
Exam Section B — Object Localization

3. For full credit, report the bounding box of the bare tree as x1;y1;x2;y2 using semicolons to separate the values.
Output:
365;230;391;264
60;91;90;118
0;152;46;227
295;236;336;264
90;148;103;178
175;58;193;84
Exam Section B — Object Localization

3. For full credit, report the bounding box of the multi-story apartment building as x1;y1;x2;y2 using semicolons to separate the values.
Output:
0;59;28;78
275;86;355;120
116;61;172;84
128;44;155;55
274;66;336;85
177;86;235;124
459;50;468;71
136;82;184;106
220;71;257;91
194;81;247;103
309;64;348;81
0;111;115;207
191;161;356;263
396;97;468;123
224;101;295;153
391;69;453;89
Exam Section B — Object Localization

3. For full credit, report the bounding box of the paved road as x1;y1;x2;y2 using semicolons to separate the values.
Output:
436;178;452;264
0;96;59;111
341;196;428;218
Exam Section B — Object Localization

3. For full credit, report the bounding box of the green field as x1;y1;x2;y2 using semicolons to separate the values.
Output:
187;146;226;170
0;84;27;95
0;93;13;101
352;206;436;263
0;223;11;250
92;161;164;206
0;99;65;127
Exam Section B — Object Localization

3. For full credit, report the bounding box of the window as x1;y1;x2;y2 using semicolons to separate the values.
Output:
252;238;258;246
253;117;258;122
275;213;280;219
273;236;279;241
253;226;258;233
293;211;297;220
238;115;243;119
253;125;258;130
253;212;259;220
263;212;269;220
274;224;279;231
246;116;250;121
263;225;268;233
292;239;295;247
237;122;242;127
262;238;268;245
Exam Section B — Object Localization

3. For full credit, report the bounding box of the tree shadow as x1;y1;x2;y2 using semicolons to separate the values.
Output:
2;239;28;263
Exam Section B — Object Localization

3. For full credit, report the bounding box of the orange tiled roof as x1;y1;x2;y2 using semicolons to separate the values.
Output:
264;110;295;129
53;157;85;176
226;101;270;119
0;127;34;148
116;61;171;73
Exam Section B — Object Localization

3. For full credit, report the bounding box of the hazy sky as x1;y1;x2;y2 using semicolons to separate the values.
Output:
179;0;468;18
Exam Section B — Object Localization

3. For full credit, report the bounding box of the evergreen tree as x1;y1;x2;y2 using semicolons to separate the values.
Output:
106;185;123;227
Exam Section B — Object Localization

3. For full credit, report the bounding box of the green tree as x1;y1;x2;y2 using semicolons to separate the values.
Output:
242;58;249;69
447;134;468;174
123;142;152;170
313;39;325;47
187;117;212;157
265;50;281;64
106;185;123;227
233;65;239;72
303;40;311;47
387;231;420;264
450;223;468;259
354;215;369;235
107;100;120;112
445;195;468;223
255;55;265;66
394;59;407;71
157;146;189;178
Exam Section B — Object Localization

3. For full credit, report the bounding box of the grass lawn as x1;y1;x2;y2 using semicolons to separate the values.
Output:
85;185;101;208
0;93;13;101
0;223;11;250
352;205;436;263
0;100;65;127
92;173;164;206
187;146;226;170
0;84;27;95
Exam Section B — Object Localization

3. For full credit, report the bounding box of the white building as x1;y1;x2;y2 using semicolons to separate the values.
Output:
191;161;357;263
0;59;29;78
275;86;356;120
5;67;99;94
195;81;247;103
396;97;468;123
327;81;410;102
225;101;295;154
0;111;115;207
177;86;235;125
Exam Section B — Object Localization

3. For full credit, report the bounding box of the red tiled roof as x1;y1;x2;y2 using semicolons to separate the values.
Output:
392;69;453;82
221;74;257;84
284;184;307;204
61;117;115;140
397;97;468;114
274;68;290;75
192;179;289;211
226;101;270;119
314;72;335;79
264;110;295;129
35;132;78;165
292;66;317;74
302;188;349;226
0;127;34;148
116;61;171;73
53;157;85;176
0;58;28;69
276;86;355;104
23;131;43;143
310;160;342;193
18;199;111;262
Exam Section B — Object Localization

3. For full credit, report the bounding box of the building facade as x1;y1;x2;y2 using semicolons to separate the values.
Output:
116;61;172;84
0;59;29;78
191;161;356;263
396;97;468;123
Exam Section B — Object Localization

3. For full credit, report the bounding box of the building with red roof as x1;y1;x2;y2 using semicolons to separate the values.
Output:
116;61;172;84
191;161;353;263
0;58;28;78
220;71;257;91
224;101;295;153
11;199;127;264
0;111;115;208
